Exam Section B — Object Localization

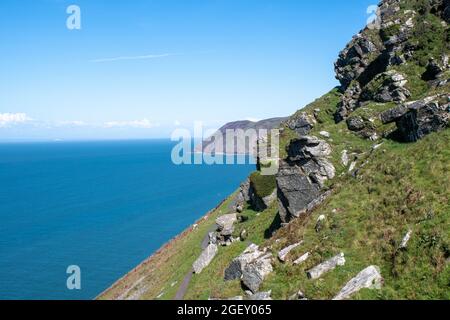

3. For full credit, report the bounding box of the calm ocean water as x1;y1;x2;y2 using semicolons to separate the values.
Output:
0;140;254;300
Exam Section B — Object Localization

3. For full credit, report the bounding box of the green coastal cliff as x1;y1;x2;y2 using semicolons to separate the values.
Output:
99;0;450;300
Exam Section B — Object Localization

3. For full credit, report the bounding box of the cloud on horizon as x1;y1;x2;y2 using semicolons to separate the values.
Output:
0;113;33;127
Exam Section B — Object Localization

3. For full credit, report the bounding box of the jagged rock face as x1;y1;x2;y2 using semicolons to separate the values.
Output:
333;0;449;122
286;112;314;136
381;95;450;142
360;71;410;103
276;162;322;223
277;136;335;223
335;35;380;90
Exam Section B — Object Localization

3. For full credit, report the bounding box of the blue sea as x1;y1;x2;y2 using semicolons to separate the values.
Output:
0;140;254;300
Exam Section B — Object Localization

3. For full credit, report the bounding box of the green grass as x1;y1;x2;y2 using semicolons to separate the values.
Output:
249;171;277;198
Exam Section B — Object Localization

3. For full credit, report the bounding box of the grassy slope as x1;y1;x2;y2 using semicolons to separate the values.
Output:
181;90;450;300
98;196;236;300
100;1;449;300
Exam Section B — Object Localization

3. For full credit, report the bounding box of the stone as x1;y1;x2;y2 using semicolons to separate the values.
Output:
216;214;237;236
315;215;327;233
341;150;350;167
224;244;266;281
278;241;303;262
208;232;218;245
400;230;413;249
247;291;272;300
289;290;306;300
287;112;314;136
333;266;383;300
276;162;321;222
288;136;332;160
240;229;248;241
319;131;331;138
396;100;450;142
306;252;346;279
242;254;273;293
380;105;408;124
347;116;365;131
193;244;218;274
293;252;311;265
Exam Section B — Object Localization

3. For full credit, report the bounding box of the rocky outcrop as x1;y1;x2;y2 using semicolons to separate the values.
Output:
277;136;335;223
381;95;450;142
333;266;383;300
193;244;218;274
286;112;315;136
331;0;450;122
306;253;346;279
360;70;410;103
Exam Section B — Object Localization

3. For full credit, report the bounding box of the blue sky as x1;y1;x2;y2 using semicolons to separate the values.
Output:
0;0;376;140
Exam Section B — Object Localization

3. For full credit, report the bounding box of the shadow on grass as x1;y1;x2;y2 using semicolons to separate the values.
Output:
264;213;282;239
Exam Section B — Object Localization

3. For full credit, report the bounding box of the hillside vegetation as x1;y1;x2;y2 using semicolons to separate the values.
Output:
99;0;449;300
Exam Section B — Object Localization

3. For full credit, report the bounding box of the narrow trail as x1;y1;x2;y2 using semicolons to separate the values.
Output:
174;226;216;300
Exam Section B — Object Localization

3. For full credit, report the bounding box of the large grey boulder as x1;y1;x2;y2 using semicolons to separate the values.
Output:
277;136;335;223
333;266;383;300
193;244;218;274
381;95;450;142
242;253;273;293
224;244;266;281
306;252;346;279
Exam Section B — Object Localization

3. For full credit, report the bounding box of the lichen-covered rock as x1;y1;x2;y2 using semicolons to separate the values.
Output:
193;244;218;274
306;252;346;279
333;266;383;300
224;244;266;281
242;253;273;293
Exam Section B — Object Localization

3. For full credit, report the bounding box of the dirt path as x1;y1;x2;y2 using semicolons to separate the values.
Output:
174;226;216;300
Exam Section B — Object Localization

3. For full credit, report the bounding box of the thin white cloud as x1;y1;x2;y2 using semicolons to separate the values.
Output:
90;53;177;63
103;119;159;129
0;113;33;127
56;120;88;127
